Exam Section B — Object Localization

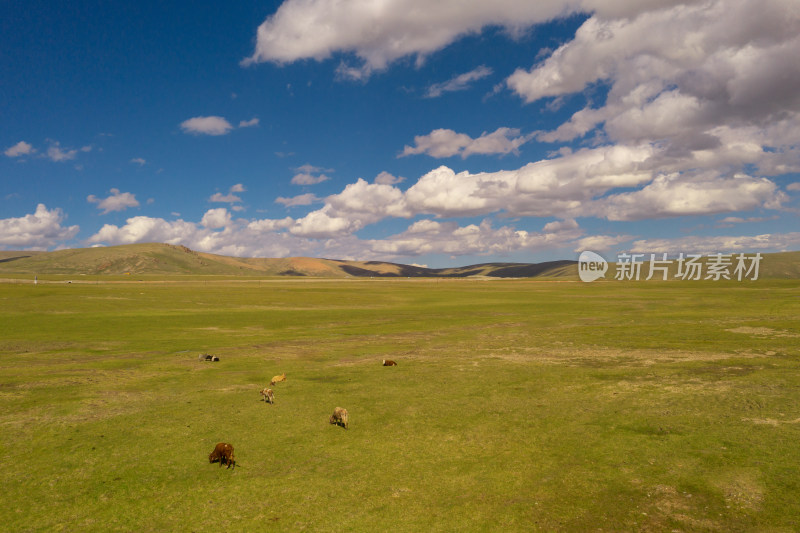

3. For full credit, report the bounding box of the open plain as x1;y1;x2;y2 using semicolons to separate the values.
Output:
1;277;799;531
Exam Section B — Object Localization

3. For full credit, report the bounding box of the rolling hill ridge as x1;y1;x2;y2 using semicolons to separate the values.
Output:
0;243;798;279
0;243;577;279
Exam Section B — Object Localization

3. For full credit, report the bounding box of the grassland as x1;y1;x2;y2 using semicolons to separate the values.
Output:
1;278;799;531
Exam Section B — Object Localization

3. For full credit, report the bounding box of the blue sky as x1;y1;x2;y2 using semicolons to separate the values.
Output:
2;0;799;267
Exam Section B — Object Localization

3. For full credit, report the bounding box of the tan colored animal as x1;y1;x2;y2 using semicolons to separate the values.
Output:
208;442;235;469
329;407;349;429
270;373;286;386
382;359;397;366
260;388;274;404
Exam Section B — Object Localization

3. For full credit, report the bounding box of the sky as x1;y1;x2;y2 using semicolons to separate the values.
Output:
2;0;799;267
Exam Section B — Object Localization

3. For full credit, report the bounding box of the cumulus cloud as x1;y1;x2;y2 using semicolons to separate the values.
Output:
239;117;260;128
89;216;205;247
374;171;405;185
4;141;35;158
425;65;492;98
363;217;584;259
629;232;800;255
401;127;533;158
289;178;411;238
716;215;778;226
45;142;79;162
291;164;332;185
573;234;634;253
596;172;785;221
288;140;784;240
180;116;235;136
241;0;586;75
511;0;800;179
210;184;246;205
0;204;79;250
209;192;242;203
276;193;321;207
87;189;140;214
130;157;146;166
201;208;233;229
291;173;330;185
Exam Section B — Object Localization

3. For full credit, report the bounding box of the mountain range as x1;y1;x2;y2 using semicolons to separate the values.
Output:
1;243;798;280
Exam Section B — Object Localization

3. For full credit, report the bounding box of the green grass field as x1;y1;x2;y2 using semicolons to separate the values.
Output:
1;278;799;531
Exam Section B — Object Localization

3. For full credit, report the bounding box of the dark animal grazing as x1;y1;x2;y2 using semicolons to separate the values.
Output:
382;359;397;366
199;353;213;361
208;442;235;469
260;388;274;404
211;356;219;362
270;373;286;386
329;407;349;429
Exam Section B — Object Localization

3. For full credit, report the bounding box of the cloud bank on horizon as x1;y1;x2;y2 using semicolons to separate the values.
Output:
2;0;799;264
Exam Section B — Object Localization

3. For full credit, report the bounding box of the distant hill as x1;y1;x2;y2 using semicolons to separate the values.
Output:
0;243;797;279
0;243;577;279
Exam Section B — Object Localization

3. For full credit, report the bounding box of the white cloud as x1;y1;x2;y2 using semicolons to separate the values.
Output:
289;208;357;238
180;116;234;136
374;171;405;185
425;65;492;98
787;182;800;192
596;172;784;221
239;117;260;128
291;164;334;185
4;141;35;158
291;173;330;185
290;178;411;238
364;217;584;259
209;192;242;203
130;157;146;166
295;163;331;174
45;142;78;162
629;232;800;255
87;188;140;214
718;215;777;225
86;211;306;259
210;184;246;205
276;193;321;207
509;0;800;180
401;127;533;158
89;216;205;247
201;208;233;229
573;234;634;253
0;204;79;250
241;0;582;75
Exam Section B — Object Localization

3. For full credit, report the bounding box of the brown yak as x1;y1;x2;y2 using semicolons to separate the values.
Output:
260;388;274;404
208;442;235;469
329;407;349;429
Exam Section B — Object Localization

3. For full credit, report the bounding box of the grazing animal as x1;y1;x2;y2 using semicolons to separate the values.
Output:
260;388;274;404
329;407;349;429
200;353;213;361
382;359;397;366
208;442;235;469
211;356;220;362
270;373;286;386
